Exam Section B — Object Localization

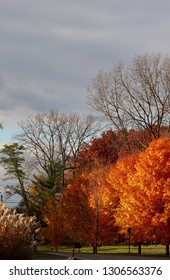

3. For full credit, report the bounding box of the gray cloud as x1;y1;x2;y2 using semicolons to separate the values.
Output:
0;0;170;142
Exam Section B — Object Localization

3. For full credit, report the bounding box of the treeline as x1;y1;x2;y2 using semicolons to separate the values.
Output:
0;53;170;256
37;132;170;254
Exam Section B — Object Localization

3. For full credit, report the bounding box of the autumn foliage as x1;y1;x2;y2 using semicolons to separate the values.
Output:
108;138;170;246
2;127;168;255
41;196;66;249
78;130;119;168
77;128;154;172
62;168;119;253
36;135;170;254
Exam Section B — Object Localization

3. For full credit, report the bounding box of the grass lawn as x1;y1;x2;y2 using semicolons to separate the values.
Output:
37;244;169;256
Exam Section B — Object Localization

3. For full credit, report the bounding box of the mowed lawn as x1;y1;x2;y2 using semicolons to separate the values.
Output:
36;244;169;256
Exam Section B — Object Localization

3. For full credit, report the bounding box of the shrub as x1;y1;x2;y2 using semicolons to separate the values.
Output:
0;203;37;259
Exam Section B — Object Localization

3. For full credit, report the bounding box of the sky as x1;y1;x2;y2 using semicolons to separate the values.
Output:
0;0;170;202
0;0;170;144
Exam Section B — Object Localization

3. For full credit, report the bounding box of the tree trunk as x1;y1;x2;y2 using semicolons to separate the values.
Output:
19;179;31;215
93;244;97;254
166;244;169;255
138;243;142;254
93;200;99;254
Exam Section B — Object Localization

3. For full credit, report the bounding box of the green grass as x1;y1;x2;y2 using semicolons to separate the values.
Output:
37;244;169;256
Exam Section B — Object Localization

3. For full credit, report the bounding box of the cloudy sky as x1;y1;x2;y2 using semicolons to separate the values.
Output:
0;0;170;145
0;0;170;204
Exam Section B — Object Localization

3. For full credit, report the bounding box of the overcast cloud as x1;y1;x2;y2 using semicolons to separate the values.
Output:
0;0;170;144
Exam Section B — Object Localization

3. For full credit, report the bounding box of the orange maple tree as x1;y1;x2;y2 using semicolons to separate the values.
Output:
134;138;170;245
62;168;119;253
108;138;170;254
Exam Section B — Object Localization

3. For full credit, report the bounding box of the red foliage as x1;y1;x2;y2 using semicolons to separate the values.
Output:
77;130;120;172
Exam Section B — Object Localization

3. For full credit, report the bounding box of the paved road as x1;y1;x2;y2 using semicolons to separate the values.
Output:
37;251;170;260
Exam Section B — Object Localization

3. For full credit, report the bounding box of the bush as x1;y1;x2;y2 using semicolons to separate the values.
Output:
0;203;37;259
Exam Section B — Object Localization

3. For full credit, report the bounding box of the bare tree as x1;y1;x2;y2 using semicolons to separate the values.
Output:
16;110;99;191
87;53;170;144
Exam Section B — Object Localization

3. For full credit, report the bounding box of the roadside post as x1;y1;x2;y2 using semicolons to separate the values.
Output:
127;227;132;254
